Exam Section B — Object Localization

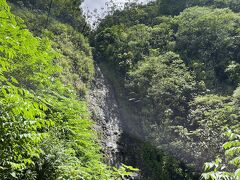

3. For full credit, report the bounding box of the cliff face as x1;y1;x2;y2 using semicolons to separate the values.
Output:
87;63;199;179
87;64;123;166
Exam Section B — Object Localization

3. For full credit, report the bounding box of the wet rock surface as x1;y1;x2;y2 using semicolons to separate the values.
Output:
87;64;122;165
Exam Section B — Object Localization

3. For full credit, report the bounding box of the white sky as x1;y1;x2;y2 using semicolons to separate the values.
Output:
81;0;152;26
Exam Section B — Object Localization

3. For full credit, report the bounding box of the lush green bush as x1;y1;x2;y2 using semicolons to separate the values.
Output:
8;3;94;96
93;0;240;178
0;1;55;178
121;134;198;180
156;0;240;16
7;0;89;33
94;21;175;74
0;1;136;179
127;52;198;124
175;6;240;89
5;0;240;178
201;87;240;179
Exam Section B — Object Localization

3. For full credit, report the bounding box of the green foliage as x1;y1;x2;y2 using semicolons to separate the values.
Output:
202;129;240;180
112;164;139;179
226;61;240;84
4;0;240;178
156;0;240;16
127;52;197;124
96;2;240;91
120;134;199;180
45;21;94;95
201;87;240;179
0;85;51;179
36;92;116;180
0;1;55;178
213;0;240;12
94;20;175;74
175;6;240;89
93;0;240;177
9;3;95;95
0;2;57;90
1;1;134;179
8;0;89;33
96;0;240;32
178;94;236;167
97;2;159;30
157;0;188;15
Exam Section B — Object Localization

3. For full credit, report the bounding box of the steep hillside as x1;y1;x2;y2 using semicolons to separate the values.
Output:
1;0;240;179
0;0;135;179
92;0;240;179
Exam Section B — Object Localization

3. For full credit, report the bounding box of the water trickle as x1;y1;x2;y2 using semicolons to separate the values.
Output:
87;64;122;165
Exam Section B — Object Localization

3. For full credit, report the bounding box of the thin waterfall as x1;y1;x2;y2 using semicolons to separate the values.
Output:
87;64;122;165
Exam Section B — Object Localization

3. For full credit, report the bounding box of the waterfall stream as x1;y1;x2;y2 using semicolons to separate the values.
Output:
87;64;123;165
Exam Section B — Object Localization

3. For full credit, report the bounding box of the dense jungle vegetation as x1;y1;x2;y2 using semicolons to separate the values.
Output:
93;0;240;179
0;0;240;179
0;0;136;179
